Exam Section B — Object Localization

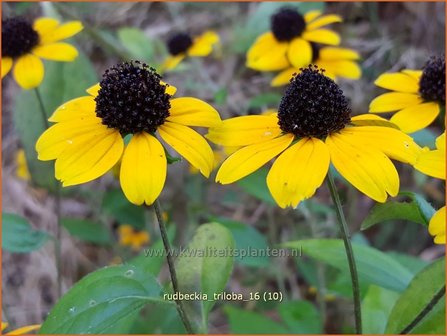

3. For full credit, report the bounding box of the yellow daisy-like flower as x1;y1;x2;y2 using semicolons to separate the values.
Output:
1;17;83;89
414;132;446;180
207;66;421;208
1;321;41;335
429;206;446;244
35;61;221;205
15;149;31;181
247;8;341;71
118;224;150;251
369;56;445;133
271;45;361;86
162;31;219;71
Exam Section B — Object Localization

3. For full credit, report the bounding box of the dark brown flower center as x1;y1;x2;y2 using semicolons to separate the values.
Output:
2;17;39;58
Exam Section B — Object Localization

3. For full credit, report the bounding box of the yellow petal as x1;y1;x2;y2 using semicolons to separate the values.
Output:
390;102;440;134
188;31;219;57
13;54;44;89
6;324;41;335
304;10;322;23
159;122;214;177
429;207;446;244
326;133;399;202
39;21;83;44
302;29;340;45
369;92;423;113
414;149;445;180
2;322;9;332
319;47;360;60
271;67;298;87
339;126;422;164
306;14;343;31
246;32;289;71
161;81;177;95
216;134;294;184
401;69;423;81
267;137;330;208
33;17;59;36
374;72;419;93
2;57;13;78
162;55;185;71
206;114;282;147
317;60;361;79
120;133;167;205
167;97;221;127
436;132;445;151
86;83;101;96
36;118;105;160
56;130;123;186
32;43;78;61
351;114;399;129
49;96;96;122
288;38;312;68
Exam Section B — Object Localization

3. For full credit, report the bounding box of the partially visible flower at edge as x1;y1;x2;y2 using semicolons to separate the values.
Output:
369;56;445;133
35;61;221;206
15;149;31;181
118;224;150;251
162;31;219;71
2;17;83;89
429;206;445;244
1;322;40;335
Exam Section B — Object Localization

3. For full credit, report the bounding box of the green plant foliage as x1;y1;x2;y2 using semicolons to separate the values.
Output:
61;218;112;245
283;239;413;292
385;258;445;334
39;264;168;334
238;167;276;205
2;213;51;253
117;27;154;61
278;300;322;334
175;222;235;333
102;188;146;229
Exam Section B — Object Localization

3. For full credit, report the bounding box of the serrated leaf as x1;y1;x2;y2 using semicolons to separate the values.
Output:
283;239;413;292
39;264;168;334
386;258;445;334
175;222;235;333
2;213;51;253
61;218;112;245
361;192;435;230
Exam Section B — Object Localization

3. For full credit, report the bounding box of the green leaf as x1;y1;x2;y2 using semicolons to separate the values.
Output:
361;285;400;334
278;300;322;333
61;218;112;246
2;213;50;253
39;264;168;334
117;27;154;61
13;50;97;191
238;167;275;205
216;217;270;267
386;258;445;334
175;222;235;333
224;305;288;334
387;252;429;275
282;239;413;292
102;188;145;229
361;192;435;230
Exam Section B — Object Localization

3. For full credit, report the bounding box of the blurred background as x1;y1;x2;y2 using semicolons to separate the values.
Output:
1;1;445;334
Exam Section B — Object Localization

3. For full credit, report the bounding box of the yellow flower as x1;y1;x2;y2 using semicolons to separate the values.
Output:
414;132;446;180
247;8;341;71
162;31;219;71
207;66;421;208
15;149;31;181
35;61;221;205
1;321;41;335
118;224;150;251
272;46;361;86
369;56;445;133
429;206;446;244
1;17;83;89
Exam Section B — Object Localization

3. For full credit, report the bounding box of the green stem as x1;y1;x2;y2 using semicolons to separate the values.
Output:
326;172;362;334
152;200;195;334
34;88;63;298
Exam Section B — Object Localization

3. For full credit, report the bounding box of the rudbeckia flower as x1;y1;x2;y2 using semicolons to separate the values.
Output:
118;224;150;251
207;66;421;208
1;321;40;335
1;17;83;89
429;206;445;244
247;8;342;71
271;44;361;86
162;31;219;71
36;61;221;205
369;56;445;133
